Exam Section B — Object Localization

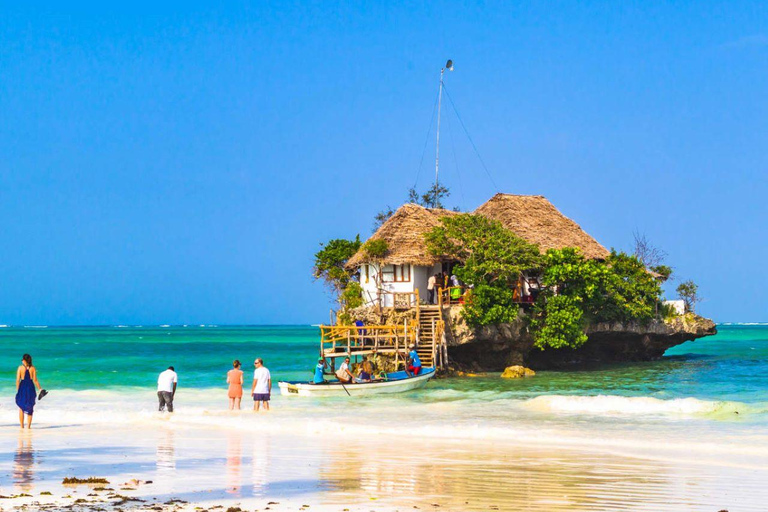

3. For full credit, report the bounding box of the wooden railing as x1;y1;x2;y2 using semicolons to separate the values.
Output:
435;319;447;369
360;289;421;311
438;286;469;306
319;323;418;371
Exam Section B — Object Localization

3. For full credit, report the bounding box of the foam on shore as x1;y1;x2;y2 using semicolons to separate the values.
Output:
521;394;761;417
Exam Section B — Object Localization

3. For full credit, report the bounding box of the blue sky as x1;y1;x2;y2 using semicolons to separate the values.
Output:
1;1;766;324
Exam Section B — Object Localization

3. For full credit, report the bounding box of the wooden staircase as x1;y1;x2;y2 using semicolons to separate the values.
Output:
417;306;443;368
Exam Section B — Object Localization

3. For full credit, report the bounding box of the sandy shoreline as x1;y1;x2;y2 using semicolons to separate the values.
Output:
2;384;767;511
2;413;765;512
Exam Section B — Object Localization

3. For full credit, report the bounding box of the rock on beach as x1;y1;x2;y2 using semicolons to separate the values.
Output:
500;365;535;379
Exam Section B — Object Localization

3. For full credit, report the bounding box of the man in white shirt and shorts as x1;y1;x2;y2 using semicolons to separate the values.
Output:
157;366;178;413
251;358;272;411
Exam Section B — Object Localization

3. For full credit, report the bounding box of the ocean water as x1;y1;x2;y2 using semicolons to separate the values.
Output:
2;323;767;402
0;325;766;434
2;323;767;438
1;324;767;510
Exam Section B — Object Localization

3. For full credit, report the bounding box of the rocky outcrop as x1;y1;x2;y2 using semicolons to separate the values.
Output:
446;310;717;371
347;305;717;372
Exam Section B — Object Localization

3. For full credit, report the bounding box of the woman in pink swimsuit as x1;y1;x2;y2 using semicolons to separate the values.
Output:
227;360;244;410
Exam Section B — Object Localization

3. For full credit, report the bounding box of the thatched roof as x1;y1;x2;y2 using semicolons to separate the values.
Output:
346;204;459;268
474;193;610;260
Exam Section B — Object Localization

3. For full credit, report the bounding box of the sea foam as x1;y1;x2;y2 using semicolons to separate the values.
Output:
521;394;754;417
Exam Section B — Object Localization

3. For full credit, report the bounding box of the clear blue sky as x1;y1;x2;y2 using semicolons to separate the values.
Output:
1;1;766;325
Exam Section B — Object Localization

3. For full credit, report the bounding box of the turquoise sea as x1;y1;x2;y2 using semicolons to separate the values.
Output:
2;323;767;446
2;324;767;406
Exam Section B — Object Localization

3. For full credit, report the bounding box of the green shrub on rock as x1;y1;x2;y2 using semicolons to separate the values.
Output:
531;248;661;350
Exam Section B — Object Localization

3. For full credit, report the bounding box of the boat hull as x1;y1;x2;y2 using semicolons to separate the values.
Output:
278;368;436;397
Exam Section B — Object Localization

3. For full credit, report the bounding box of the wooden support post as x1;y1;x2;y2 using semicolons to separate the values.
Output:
395;333;399;369
431;318;436;368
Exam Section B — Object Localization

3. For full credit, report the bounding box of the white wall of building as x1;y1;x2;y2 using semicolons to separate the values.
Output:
360;263;441;307
413;265;429;303
664;299;686;315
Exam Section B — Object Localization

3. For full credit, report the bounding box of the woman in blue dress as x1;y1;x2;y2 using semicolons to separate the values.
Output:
16;354;42;429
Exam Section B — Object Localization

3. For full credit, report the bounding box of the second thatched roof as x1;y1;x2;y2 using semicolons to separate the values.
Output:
346;193;610;268
345;204;459;269
475;193;610;260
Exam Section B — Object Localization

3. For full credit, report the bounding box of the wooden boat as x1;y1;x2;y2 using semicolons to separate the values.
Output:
278;368;436;397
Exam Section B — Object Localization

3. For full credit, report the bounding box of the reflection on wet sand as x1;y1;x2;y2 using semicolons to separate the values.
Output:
156;429;176;474
13;431;35;493
316;437;742;512
251;432;271;496
225;433;242;495
1;424;759;511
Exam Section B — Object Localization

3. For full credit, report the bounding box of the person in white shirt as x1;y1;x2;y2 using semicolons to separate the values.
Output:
427;274;437;304
157;366;178;413
334;357;354;384
251;358;272;411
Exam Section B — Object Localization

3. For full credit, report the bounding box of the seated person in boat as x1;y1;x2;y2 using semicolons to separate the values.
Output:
356;356;375;382
407;345;422;376
335;357;355;383
313;358;327;384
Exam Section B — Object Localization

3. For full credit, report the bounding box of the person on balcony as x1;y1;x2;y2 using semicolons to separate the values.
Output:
449;273;463;302
407;345;422;376
427;274;437;304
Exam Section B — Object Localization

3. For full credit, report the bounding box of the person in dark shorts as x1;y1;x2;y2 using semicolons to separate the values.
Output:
251;358;272;411
157;366;178;413
357;355;374;382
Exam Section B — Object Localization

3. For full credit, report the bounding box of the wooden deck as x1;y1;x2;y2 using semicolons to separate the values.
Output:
320;288;453;372
319;313;446;371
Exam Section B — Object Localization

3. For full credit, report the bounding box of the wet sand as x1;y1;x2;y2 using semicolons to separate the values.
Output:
1;418;763;512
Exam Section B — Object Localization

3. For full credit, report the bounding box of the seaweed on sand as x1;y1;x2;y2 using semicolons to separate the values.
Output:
62;477;110;485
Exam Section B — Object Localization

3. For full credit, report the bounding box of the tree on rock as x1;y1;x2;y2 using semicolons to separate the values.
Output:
313;236;362;320
676;280;701;313
425;214;543;326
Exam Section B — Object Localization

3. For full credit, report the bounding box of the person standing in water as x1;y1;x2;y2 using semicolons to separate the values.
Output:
157;366;178;413
227;360;244;410
251;358;271;412
16;354;42;429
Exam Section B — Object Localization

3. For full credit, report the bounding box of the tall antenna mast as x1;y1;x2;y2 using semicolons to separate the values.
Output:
435;59;454;190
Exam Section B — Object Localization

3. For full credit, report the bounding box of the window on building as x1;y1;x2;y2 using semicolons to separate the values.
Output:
381;265;395;282
364;265;370;284
381;264;410;283
394;264;411;282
